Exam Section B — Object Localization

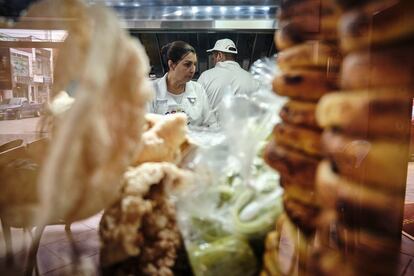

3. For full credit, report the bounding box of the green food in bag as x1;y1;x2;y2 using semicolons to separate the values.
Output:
187;236;258;276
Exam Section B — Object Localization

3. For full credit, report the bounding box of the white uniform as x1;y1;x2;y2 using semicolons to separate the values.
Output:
149;73;216;128
198;61;261;120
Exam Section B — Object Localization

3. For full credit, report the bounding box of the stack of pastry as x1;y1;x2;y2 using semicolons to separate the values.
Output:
314;0;414;275
261;0;342;275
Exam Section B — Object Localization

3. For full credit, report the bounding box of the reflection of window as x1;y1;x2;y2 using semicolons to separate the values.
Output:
11;54;29;76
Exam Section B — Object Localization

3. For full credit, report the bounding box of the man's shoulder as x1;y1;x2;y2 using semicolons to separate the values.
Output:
199;67;219;78
234;66;256;79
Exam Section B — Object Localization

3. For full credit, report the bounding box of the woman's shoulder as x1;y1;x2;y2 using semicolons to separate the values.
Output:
151;74;168;95
152;75;164;85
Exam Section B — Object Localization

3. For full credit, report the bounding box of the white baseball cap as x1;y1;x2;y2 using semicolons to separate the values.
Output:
207;38;238;54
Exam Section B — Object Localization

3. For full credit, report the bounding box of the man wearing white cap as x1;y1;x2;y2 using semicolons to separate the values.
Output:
198;38;260;125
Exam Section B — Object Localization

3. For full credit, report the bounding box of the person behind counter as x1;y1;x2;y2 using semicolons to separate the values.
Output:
198;38;261;124
149;41;217;128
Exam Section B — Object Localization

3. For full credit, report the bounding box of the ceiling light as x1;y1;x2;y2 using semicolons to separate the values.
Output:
192;7;199;13
220;7;227;13
174;10;183;16
206;6;213;13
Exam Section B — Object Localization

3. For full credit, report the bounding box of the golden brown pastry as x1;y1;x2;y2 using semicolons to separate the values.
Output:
265;229;281;252
133;113;188;165
310;247;355;276
100;163;192;274
263;140;319;189
336;224;401;275
281;178;318;206
283;194;320;235
260;271;270;276
278;0;340;42
42;29;153;223
263;217;283;276
275;23;307;50
262;250;283;276
316;88;413;139
340;46;414;90
263;214;314;276
315;160;340;210
313;209;340;249
339;0;414;52
273;69;338;101
279;100;320;130
262;231;283;276
0;0;154;233
277;41;341;71
316;157;404;236
273;123;322;158
321;130;410;194
279;214;317;269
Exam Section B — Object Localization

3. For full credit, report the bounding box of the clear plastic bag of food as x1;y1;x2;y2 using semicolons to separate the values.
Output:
174;56;286;275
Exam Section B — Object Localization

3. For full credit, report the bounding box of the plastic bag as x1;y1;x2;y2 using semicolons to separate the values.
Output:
174;56;286;276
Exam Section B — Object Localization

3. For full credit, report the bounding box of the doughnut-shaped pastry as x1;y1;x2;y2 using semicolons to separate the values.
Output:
263;140;319;188
316;88;413;139
277;41;341;71
279;0;339;19
278;0;340;41
283;194;320;235
316;159;404;237
275;20;337;51
275;23;307;50
281;177;318;206
273;123;322;158
322;130;410;194
341;46;414;90
279;100;320;130
339;0;414;52
263;214;315;275
273;70;338;101
336;224;401;276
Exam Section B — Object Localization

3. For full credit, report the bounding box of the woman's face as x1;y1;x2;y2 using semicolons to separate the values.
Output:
170;52;197;83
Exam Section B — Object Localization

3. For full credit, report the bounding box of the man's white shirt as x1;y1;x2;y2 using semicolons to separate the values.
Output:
198;61;261;122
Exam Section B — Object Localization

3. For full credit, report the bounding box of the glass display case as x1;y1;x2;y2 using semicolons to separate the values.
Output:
0;0;413;275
